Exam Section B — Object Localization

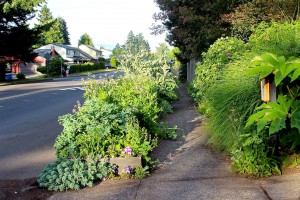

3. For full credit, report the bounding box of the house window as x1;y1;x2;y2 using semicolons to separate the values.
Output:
67;50;71;55
74;51;80;56
96;51;101;56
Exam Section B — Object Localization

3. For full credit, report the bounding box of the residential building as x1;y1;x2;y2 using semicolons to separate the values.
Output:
79;44;103;60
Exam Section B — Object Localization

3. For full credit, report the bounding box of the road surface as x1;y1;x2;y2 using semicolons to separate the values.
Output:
0;72;116;179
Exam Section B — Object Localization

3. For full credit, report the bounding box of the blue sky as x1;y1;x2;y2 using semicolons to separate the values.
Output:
39;0;167;50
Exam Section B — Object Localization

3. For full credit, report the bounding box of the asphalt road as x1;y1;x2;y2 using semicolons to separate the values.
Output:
0;72;116;179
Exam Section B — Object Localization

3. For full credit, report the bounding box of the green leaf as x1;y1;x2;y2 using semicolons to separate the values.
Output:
247;65;273;78
269;117;286;135
261;53;278;67
245;109;267;127
291;100;300;132
290;67;300;82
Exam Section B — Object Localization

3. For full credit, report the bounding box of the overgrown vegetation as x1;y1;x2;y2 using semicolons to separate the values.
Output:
190;21;300;178
38;35;179;190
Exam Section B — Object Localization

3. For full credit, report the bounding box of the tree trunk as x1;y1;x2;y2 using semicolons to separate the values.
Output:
0;62;5;82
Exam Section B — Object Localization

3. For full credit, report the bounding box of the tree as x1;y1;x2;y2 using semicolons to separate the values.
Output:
152;0;246;59
57;17;70;45
34;5;70;47
78;33;94;47
0;0;45;82
221;0;300;40
113;31;151;69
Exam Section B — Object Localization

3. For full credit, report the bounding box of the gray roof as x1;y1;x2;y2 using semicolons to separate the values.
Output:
52;43;96;60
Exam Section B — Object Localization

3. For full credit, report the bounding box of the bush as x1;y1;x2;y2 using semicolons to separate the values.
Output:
190;37;247;106
49;57;67;76
16;73;25;80
249;21;300;57
69;62;105;73
40;49;179;190
37;66;47;74
38;158;115;191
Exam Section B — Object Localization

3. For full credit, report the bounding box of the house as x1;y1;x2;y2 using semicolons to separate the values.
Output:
18;47;60;76
37;44;97;64
79;44;103;60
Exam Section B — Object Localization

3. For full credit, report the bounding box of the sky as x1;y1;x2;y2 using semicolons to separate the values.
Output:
39;0;167;51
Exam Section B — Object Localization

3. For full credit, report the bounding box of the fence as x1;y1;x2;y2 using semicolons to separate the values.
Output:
187;58;200;82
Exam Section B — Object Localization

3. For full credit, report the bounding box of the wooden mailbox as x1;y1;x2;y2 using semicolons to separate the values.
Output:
261;75;276;102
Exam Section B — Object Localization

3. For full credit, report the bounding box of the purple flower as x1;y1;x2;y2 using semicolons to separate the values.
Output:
123;166;132;174
121;147;132;156
225;52;231;57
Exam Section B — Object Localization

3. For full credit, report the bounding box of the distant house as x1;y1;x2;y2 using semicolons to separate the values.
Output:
79;44;103;60
18;47;61;76
37;44;97;64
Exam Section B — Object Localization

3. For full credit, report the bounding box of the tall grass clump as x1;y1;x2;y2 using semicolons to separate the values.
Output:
204;54;260;152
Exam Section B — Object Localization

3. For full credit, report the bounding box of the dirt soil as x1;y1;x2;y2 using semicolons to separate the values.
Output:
0;84;299;200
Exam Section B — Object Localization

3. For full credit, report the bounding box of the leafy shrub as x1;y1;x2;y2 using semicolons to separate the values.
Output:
16;73;25;80
231;133;280;178
70;62;105;73
84;67;178;136
54;101;136;159
38;158;115;191
49;57;67;76
249;21;300;57
190;37;247;106
246;53;300;155
37;66;47;74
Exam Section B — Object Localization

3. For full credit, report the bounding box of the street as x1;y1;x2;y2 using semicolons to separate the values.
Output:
0;72;116;179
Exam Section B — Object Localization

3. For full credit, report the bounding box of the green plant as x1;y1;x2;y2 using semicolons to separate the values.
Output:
49;56;67;76
54;101;134;159
133;166;150;179
38;158;115;191
16;72;25;79
249;21;300;57
70;62;105;74
190;37;246;105
246;53;300;151
231;133;281;178
37;66;47;74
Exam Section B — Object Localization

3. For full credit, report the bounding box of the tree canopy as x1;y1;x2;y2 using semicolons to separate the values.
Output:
34;5;70;47
78;33;94;47
153;0;300;59
112;31;151;68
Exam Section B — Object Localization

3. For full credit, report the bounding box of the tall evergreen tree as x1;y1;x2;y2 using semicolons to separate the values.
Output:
57;17;70;45
34;5;70;47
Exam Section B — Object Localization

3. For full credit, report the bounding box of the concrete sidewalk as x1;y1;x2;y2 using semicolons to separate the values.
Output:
49;85;300;200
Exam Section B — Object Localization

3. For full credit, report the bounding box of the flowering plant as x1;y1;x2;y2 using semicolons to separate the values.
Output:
122;165;133;175
121;146;133;157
